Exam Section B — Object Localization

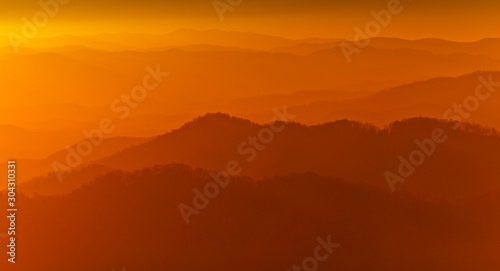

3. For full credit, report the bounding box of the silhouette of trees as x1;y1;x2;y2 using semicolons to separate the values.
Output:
2;164;499;270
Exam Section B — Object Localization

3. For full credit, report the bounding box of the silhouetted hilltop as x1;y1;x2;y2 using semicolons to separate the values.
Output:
21;114;499;199
177;112;257;131
2;164;498;271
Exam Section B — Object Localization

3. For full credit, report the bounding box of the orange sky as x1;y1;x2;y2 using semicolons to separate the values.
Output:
0;0;499;44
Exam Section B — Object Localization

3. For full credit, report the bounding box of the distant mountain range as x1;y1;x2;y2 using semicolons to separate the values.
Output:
4;71;499;165
3;29;500;58
2;42;499;109
288;71;500;128
3;28;500;271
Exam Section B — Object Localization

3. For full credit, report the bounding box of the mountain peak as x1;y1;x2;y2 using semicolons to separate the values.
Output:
179;113;255;130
